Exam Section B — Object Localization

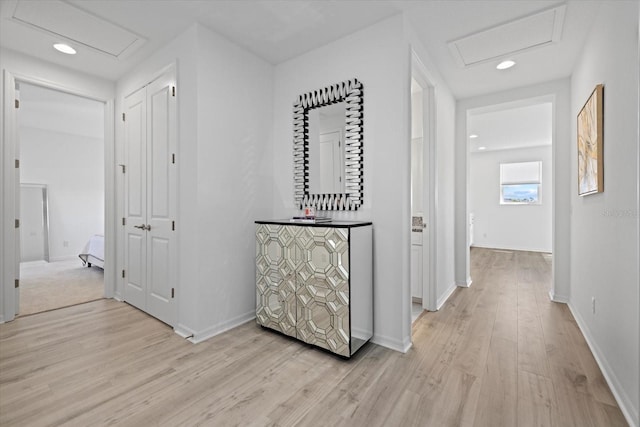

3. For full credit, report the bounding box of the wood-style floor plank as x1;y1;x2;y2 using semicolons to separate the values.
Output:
0;248;628;426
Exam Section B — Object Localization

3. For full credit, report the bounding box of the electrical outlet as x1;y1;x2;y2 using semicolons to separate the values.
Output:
591;296;596;314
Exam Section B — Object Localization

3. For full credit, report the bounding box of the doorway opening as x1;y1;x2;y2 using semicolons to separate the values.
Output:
466;98;554;283
410;52;438;326
17;82;106;316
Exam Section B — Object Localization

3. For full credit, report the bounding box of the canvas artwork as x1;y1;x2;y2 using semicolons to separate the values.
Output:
577;84;604;196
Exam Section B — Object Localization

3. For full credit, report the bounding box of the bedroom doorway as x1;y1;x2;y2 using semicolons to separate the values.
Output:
17;82;106;316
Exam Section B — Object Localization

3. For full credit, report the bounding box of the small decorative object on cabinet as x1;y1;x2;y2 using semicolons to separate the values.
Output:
255;220;373;357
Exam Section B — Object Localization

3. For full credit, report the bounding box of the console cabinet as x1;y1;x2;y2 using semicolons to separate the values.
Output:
255;220;373;357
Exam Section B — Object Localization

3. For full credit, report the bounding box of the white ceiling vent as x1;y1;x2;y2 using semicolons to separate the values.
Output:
11;0;145;59
447;4;566;68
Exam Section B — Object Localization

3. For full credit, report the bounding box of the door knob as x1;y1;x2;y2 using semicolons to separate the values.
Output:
144;224;151;231
134;224;145;229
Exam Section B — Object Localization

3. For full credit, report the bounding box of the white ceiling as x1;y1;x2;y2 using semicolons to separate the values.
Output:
468;101;552;153
0;0;603;99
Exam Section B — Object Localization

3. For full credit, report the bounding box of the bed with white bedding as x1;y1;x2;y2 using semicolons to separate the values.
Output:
79;234;104;269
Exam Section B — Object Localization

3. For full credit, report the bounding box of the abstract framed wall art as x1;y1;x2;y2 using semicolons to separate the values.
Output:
577;84;604;196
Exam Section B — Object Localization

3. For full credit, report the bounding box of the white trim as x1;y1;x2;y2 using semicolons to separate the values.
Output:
372;333;413;353
1;70;115;323
174;325;196;339
2;70;18;321
187;311;255;344
456;278;473;288
411;49;438;314
48;255;80;262
568;303;639;427
437;283;458;310
470;244;552;253
548;290;569;304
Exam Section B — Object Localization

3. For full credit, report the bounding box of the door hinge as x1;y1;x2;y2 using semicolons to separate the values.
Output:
15;159;19;168
15;99;19;109
171;288;175;298
15;279;19;288
122;113;125;121
172;220;175;231
122;269;126;278
172;86;176;97
172;153;175;164
122;217;126;226
15;219;20;228
119;164;126;173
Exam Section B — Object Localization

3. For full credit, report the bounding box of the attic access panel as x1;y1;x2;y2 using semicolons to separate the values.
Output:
12;0;145;59
447;5;566;67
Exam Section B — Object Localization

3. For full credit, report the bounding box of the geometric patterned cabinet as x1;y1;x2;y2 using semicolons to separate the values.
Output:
255;220;373;357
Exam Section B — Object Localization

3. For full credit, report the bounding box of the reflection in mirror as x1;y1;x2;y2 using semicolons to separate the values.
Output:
308;102;346;195
293;78;363;211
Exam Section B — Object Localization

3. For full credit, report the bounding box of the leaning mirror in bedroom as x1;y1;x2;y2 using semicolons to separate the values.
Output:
293;78;363;211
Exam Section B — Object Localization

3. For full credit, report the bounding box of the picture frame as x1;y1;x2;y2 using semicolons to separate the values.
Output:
577;84;604;196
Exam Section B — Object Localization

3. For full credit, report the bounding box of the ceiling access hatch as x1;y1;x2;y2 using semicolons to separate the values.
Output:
11;0;145;59
447;4;566;68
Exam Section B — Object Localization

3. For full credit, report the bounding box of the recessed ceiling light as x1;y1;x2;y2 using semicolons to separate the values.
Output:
469;134;479;139
478;146;487;150
496;60;515;70
53;43;76;55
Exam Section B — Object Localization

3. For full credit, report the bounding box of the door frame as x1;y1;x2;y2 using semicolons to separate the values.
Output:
411;51;437;312
1;70;115;322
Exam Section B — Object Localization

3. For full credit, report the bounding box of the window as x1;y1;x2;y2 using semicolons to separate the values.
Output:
500;161;542;204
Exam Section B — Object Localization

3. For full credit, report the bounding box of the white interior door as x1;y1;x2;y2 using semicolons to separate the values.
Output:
145;73;176;326
123;68;176;327
124;87;147;311
14;82;21;312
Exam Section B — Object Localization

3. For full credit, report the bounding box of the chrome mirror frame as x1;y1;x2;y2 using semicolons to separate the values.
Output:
293;78;363;211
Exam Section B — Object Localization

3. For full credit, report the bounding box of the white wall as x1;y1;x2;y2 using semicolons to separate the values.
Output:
407;24;458;310
273;16;413;351
20;127;104;260
0;48;114;322
569;2;639;425
115;24;274;339
456;79;571;299
470;145;552;252
193;24;274;339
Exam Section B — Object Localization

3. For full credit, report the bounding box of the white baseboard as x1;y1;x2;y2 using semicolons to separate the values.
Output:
0;315;4;324
174;324;196;339
456;277;472;288
371;333;412;353
49;255;79;262
187;311;256;344
548;290;569;303
471;244;552;253
568;302;639;427
437;282;458;310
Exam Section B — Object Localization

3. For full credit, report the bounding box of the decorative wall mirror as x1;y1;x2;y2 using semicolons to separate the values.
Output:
293;78;363;210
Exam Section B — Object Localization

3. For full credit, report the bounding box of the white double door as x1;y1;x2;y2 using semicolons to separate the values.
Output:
123;69;177;327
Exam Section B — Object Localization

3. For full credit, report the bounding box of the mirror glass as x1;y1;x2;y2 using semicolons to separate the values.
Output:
308;102;346;195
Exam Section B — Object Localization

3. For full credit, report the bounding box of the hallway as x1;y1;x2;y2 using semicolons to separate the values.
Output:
0;249;626;426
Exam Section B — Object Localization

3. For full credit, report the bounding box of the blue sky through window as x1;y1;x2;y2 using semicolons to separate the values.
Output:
501;183;539;204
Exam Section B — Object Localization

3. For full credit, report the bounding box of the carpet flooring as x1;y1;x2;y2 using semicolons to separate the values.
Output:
19;259;104;316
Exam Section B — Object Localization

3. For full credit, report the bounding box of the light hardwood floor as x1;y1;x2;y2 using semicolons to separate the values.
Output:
0;248;627;426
